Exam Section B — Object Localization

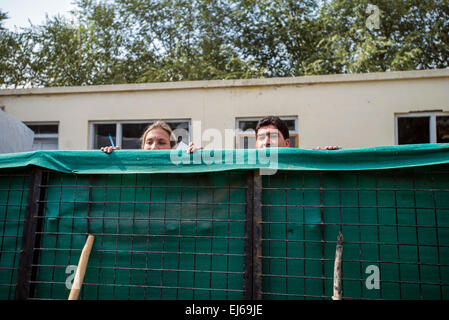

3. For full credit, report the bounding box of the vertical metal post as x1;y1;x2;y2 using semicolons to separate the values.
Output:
244;170;263;300
252;171;263;299
244;171;254;300
15;167;44;300
319;172;326;298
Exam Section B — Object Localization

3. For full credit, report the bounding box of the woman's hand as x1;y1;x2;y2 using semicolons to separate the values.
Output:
187;142;203;154
101;146;121;154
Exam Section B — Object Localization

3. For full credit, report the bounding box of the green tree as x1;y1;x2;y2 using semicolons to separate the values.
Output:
0;10;32;88
1;11;15;86
303;0;449;74
0;0;448;88
24;0;132;86
119;0;264;82
230;0;321;77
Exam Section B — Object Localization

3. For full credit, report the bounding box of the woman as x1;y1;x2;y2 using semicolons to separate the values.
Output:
101;121;201;153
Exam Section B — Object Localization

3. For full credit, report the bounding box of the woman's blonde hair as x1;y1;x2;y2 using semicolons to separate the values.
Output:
140;121;178;149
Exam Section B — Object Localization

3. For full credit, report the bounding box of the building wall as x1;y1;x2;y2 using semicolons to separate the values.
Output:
1;69;448;150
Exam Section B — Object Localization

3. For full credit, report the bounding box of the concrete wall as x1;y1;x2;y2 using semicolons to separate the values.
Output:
1;69;448;150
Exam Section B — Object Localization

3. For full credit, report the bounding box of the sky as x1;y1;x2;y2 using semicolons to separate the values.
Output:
0;0;76;30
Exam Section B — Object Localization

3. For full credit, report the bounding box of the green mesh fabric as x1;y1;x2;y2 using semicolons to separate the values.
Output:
261;167;449;300
0;146;448;300
35;171;247;300
1;144;449;174
0;169;29;299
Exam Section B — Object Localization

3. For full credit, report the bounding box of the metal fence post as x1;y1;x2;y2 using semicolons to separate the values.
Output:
244;170;263;300
319;172;326;298
15;167;44;300
252;170;263;300
244;171;254;300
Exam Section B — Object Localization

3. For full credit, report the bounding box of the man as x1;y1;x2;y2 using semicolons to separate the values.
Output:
255;116;291;149
255;116;340;150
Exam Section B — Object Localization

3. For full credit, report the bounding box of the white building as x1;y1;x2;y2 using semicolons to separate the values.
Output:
0;69;448;151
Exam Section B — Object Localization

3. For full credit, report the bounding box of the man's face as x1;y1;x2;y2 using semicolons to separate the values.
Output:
256;125;290;149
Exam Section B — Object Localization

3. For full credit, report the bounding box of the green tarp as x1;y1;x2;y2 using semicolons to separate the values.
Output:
1;145;449;300
261;169;449;299
1;143;449;174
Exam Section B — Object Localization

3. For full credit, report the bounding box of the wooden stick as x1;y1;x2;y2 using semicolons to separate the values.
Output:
332;231;344;300
68;234;95;300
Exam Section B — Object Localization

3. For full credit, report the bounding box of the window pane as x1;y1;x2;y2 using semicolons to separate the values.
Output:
238;120;259;132
238;118;296;132
237;118;297;149
27;124;58;134
437;116;449;143
94;124;116;149
166;121;190;144
239;136;256;149
289;135;296;147
122;121;190;149
122;123;150;149
283;119;296;131
32;138;58;151
398;117;429;145
94;121;190;150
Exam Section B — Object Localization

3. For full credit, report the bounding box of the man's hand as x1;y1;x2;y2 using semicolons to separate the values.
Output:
101;146;120;154
316;146;342;150
186;142;203;154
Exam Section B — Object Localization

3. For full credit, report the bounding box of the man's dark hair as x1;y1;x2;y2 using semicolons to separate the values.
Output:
255;116;290;140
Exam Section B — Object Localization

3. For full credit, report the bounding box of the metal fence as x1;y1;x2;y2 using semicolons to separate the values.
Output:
1;164;448;300
261;168;449;300
0;169;29;300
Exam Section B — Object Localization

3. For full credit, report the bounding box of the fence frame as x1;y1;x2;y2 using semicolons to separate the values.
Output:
11;167;265;300
14;167;46;299
3;164;448;300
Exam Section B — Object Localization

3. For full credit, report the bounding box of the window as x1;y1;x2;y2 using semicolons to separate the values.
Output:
236;117;299;149
26;123;59;151
396;113;449;145
90;120;191;149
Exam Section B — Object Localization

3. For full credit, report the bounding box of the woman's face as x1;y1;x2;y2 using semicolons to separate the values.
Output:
143;128;172;150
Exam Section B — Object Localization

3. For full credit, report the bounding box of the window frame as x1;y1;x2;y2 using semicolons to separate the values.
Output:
89;119;191;150
395;112;449;145
235;116;299;149
25;122;59;150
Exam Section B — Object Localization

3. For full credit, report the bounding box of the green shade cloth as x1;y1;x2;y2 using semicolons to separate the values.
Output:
1;143;449;174
35;171;248;300
1;145;449;300
260;168;449;299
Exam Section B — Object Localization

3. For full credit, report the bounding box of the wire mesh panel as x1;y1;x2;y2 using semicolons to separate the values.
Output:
31;170;248;300
0;169;29;299
261;164;449;300
1;157;449;300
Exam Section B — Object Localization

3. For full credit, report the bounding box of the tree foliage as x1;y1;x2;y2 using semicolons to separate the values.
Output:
310;0;449;74
0;0;447;88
